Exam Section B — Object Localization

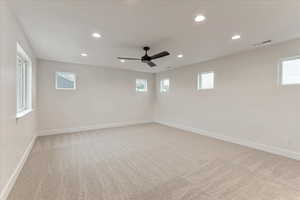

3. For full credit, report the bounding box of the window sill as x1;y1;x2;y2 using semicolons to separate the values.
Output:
16;109;33;119
197;88;214;90
281;83;300;86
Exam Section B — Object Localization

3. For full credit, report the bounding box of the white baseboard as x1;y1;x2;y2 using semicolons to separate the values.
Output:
156;120;300;161
0;136;36;200
39;120;153;136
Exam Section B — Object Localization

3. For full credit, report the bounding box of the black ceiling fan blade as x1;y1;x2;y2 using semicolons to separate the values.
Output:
117;57;141;60
146;61;156;67
150;51;170;60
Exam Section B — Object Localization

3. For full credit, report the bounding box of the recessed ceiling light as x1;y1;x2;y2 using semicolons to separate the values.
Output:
120;59;125;63
232;35;241;40
177;54;183;58
92;32;101;38
194;15;206;22
80;53;88;57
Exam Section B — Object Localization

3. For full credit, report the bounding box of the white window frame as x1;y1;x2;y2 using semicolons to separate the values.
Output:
280;56;300;86
160;78;170;93
197;71;215;90
55;72;77;90
16;43;32;119
135;79;148;92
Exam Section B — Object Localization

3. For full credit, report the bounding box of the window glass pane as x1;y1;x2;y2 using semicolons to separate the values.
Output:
16;56;23;112
160;79;170;92
282;58;300;85
136;79;147;92
16;43;32;116
198;72;214;90
22;62;26;109
56;72;76;89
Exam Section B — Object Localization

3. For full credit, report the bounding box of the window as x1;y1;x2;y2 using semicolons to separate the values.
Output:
160;78;170;93
56;72;76;90
16;43;32;118
198;72;214;90
281;57;300;85
136;79;147;92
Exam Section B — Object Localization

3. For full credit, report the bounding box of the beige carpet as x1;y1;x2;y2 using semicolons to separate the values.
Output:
8;123;300;200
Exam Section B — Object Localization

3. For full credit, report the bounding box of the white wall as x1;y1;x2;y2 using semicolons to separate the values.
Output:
37;60;155;135
0;1;37;198
0;1;5;194
155;39;300;159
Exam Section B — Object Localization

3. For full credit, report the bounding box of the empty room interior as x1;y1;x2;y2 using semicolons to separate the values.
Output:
1;0;300;199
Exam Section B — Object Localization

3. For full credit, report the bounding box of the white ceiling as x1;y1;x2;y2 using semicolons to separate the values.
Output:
9;0;300;73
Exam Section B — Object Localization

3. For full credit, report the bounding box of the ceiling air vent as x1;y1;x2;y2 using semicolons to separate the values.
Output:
253;40;272;47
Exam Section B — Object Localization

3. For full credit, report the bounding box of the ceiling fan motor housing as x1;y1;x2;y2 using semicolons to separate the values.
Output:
142;55;151;62
142;47;151;62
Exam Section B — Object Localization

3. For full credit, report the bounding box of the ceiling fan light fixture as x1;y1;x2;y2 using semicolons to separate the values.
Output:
177;54;183;58
117;46;170;68
80;53;88;57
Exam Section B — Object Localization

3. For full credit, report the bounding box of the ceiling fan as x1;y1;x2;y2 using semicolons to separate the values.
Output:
117;47;170;67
